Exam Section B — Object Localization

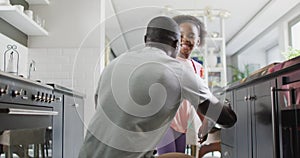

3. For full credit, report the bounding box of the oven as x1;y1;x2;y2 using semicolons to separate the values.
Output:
272;69;300;158
0;73;62;158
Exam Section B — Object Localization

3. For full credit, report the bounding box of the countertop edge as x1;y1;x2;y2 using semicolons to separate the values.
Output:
47;83;86;98
225;62;300;91
0;71;54;90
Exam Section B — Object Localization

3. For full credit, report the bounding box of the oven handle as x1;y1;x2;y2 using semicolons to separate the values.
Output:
0;108;58;116
271;87;280;158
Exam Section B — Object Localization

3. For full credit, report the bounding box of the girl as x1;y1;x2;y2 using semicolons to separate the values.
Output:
157;15;207;154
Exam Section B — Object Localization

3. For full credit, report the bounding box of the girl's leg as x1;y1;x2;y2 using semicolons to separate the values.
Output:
157;127;177;155
174;132;186;153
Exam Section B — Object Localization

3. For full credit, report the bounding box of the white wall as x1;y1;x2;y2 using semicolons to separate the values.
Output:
230;3;300;73
266;44;282;64
27;0;106;130
0;33;28;77
291;21;300;49
226;0;299;55
28;0;101;48
238;49;266;72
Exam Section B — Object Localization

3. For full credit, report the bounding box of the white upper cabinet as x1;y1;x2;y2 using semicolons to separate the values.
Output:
0;0;50;36
0;6;48;36
25;0;50;5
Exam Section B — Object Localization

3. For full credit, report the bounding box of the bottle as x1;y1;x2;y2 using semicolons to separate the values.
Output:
6;52;17;75
4;45;19;75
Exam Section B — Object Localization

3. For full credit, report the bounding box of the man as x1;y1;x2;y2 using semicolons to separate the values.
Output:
78;16;236;158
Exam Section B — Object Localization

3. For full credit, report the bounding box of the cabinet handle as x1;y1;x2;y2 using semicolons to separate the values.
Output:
224;151;230;157
72;103;79;107
244;96;249;101
249;95;257;101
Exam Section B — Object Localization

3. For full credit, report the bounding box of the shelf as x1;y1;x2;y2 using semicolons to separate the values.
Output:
0;6;48;36
25;0;50;5
207;67;224;72
206;37;224;41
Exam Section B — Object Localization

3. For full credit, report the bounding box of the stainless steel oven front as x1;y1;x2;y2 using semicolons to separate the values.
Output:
0;74;62;158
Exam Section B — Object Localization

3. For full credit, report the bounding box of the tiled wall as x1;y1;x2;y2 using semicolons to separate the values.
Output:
28;47;104;127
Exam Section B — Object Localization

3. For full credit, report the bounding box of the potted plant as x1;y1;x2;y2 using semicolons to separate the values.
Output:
282;46;300;60
227;64;250;83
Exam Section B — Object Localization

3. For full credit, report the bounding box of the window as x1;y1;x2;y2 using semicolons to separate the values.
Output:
289;15;300;49
266;44;281;64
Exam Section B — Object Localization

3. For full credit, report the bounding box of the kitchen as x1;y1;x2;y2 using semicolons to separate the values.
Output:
0;0;300;157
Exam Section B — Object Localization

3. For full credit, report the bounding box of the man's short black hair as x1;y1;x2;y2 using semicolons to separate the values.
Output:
145;16;180;48
173;15;206;46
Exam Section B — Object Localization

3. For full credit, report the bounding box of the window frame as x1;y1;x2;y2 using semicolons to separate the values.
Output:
288;15;300;47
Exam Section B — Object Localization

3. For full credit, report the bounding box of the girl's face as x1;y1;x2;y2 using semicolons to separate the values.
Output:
179;22;201;58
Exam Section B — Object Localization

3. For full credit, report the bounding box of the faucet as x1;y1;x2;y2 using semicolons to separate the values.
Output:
28;60;36;79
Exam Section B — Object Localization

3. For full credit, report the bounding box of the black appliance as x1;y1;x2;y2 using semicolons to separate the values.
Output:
0;72;62;158
272;69;300;158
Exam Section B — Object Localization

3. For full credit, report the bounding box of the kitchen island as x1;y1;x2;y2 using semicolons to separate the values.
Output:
220;56;300;158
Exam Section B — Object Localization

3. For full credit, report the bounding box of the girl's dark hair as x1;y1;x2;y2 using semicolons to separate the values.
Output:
173;15;207;46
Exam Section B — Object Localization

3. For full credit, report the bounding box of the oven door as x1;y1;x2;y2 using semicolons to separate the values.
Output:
273;73;300;158
0;104;58;158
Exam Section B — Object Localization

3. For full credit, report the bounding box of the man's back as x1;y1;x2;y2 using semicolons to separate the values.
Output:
79;47;189;158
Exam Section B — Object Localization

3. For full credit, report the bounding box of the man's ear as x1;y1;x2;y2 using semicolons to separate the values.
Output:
173;40;179;49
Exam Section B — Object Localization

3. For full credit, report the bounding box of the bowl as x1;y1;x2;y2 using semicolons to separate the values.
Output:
13;5;24;12
24;10;33;19
0;0;10;5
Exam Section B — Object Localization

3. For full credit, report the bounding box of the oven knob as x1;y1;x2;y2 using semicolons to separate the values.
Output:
51;95;55;102
41;92;45;102
32;94;38;101
12;89;23;97
0;85;9;95
38;92;42;101
32;92;41;101
47;94;52;103
44;93;48;102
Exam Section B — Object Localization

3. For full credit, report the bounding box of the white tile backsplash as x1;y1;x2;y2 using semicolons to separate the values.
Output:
28;47;102;127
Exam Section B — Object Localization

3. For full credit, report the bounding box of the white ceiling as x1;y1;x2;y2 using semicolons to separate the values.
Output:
105;0;300;56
